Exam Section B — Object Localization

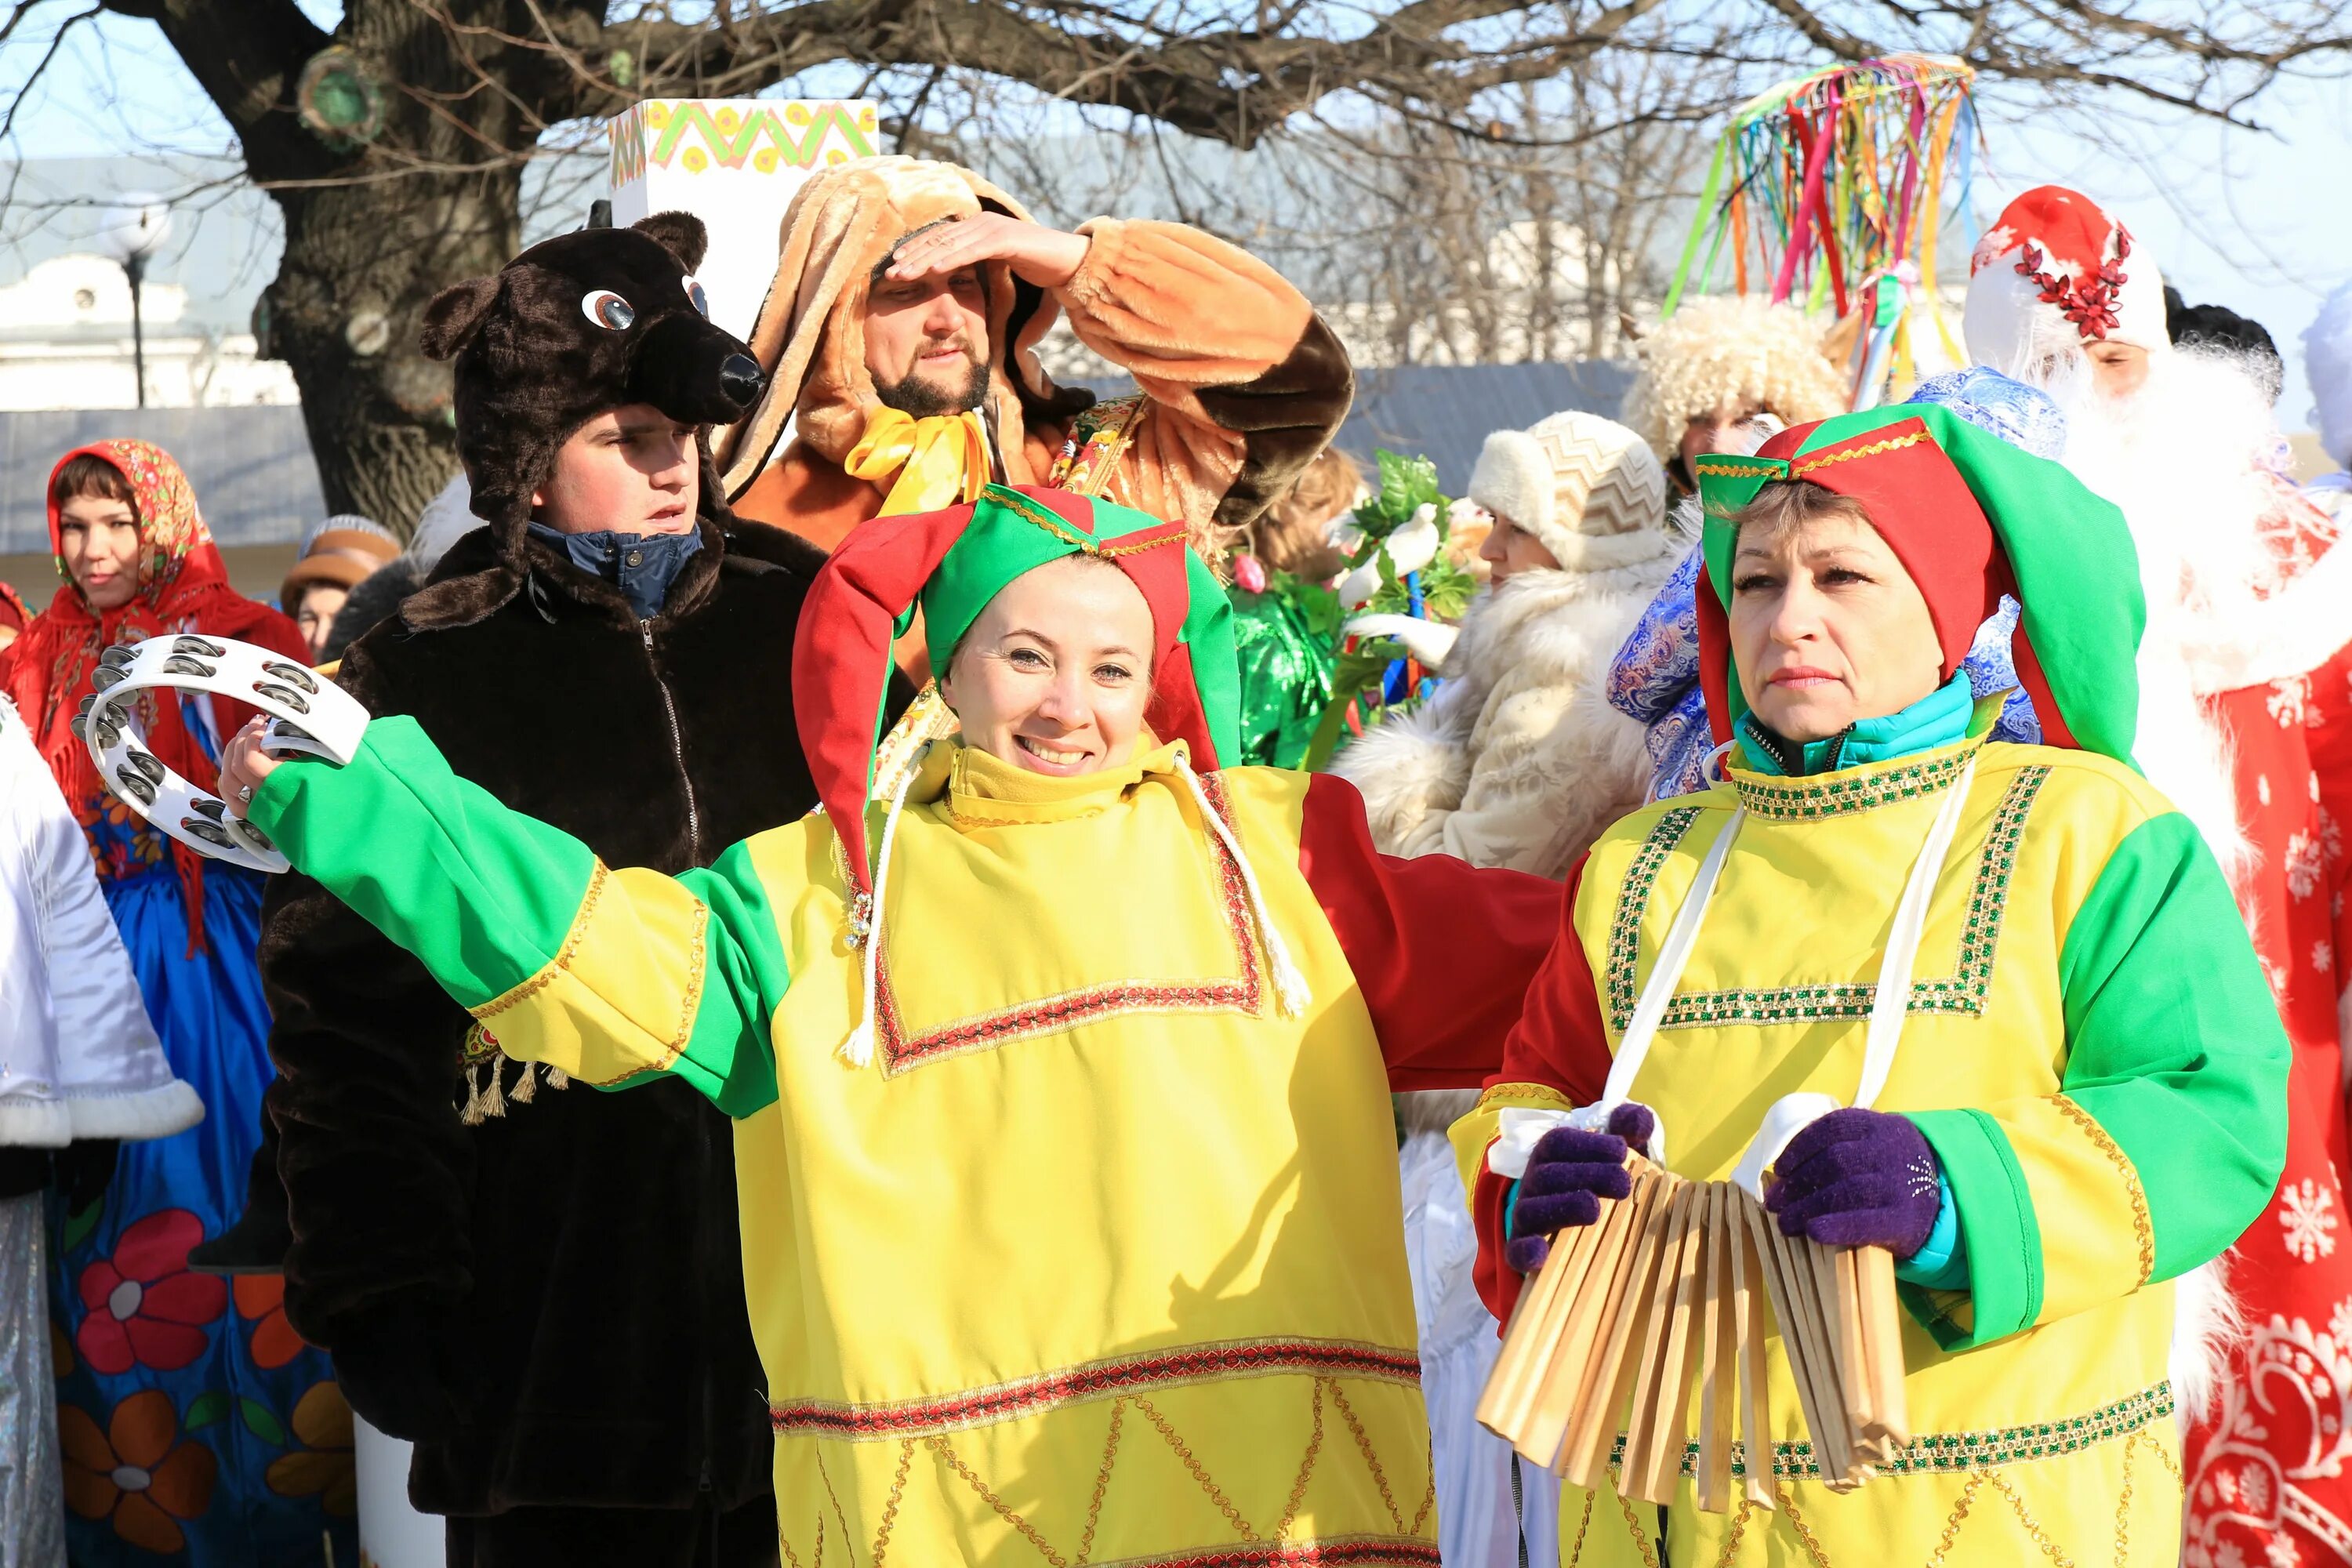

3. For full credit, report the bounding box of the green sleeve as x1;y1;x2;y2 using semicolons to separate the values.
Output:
1907;812;2289;1348
250;715;788;1115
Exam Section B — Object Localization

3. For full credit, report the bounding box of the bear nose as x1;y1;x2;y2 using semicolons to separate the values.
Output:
718;354;762;411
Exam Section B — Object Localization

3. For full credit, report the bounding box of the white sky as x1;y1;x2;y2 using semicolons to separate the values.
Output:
8;7;2352;428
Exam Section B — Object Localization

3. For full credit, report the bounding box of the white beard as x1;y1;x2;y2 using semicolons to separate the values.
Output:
2025;347;2288;886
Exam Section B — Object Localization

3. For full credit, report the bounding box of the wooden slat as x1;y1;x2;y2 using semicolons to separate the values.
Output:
1729;1197;1777;1512
1560;1167;1680;1493
1857;1245;1911;1450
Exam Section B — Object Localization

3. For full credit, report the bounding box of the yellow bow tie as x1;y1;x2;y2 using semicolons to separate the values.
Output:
844;407;991;517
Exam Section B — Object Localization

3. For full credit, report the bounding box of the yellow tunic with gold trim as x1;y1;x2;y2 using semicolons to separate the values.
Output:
1453;720;2287;1567
249;720;1563;1566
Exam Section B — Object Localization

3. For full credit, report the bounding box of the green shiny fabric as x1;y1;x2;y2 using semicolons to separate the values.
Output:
1228;577;1338;768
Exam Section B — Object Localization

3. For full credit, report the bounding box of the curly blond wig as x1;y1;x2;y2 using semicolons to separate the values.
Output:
1621;296;1850;468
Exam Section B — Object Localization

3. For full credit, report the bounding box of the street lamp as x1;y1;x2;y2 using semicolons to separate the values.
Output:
97;195;172;410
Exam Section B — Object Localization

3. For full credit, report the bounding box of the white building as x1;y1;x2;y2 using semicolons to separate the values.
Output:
0;252;297;411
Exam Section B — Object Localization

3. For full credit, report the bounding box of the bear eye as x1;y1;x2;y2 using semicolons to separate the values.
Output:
580;290;635;330
681;274;710;317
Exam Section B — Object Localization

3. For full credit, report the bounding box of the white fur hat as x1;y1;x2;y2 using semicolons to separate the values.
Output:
1468;410;1670;571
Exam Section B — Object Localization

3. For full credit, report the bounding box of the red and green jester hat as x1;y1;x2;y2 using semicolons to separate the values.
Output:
792;482;1248;1063
796;481;1240;875
1691;401;2146;767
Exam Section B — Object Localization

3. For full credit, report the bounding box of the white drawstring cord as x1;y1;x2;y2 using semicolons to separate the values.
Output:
839;760;920;1068
1175;753;1312;1018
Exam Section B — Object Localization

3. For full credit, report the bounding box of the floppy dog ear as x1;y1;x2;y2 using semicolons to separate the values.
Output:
419;274;501;360
633;211;708;272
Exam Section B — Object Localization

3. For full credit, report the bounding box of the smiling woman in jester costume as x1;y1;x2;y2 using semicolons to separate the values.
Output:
216;482;1562;1565
1453;403;2290;1566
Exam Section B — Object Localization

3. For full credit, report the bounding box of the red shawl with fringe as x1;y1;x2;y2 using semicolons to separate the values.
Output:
0;439;307;951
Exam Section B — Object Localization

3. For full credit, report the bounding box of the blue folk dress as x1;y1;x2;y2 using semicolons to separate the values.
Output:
50;691;356;1568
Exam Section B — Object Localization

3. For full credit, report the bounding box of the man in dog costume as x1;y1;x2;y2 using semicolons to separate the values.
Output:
1454;405;2288;1566
718;156;1352;558
223;482;1568;1566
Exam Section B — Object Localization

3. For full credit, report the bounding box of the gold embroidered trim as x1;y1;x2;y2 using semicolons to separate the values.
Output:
1627;766;2047;1032
771;1336;1421;1439
1472;1082;1578;1115
651;898;710;1074
871;770;1264;1076
1728;742;1981;822
1693;456;1779;478
1617;1490;1662;1568
470;859;609;1020
993;486;1180;561
1773;1484;1835;1568
1614;1379;2172;1479
2052;1094;2154;1286
1984;1470;2075;1566
1790;430;1929;474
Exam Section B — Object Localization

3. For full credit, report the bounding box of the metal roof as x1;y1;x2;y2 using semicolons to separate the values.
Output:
1334;360;1639;493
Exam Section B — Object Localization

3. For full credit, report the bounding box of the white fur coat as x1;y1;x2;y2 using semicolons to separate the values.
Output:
1336;556;1674;878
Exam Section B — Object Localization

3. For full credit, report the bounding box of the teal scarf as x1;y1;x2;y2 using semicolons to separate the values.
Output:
1738;670;1975;778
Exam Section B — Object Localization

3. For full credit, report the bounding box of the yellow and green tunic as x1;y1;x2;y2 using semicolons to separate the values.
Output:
1453;713;2288;1567
250;721;1563;1566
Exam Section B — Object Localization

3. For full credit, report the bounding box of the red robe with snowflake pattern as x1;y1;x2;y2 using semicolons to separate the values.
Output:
2182;492;2352;1568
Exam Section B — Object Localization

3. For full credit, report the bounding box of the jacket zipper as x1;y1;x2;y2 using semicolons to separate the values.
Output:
641;620;701;862
645;614;718;1504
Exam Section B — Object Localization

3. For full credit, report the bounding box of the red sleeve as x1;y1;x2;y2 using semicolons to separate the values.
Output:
1294;771;1560;1091
1468;856;1615;1327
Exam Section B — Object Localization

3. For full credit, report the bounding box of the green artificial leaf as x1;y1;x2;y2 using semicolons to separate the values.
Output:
239;1397;289;1446
1277;575;1342;642
1417;556;1478;623
185;1390;230;1432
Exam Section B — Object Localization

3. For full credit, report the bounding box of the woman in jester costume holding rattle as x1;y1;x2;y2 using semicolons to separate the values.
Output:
217;482;1564;1566
1457;404;2289;1565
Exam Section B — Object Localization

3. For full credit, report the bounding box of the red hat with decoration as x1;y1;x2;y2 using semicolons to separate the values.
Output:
1962;186;2169;374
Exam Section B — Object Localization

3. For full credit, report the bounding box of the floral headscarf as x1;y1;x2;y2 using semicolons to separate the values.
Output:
0;440;307;946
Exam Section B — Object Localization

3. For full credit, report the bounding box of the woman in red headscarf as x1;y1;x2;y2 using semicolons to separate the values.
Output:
0;440;351;1567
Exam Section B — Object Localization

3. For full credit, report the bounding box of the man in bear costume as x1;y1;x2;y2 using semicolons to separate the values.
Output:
257;212;842;1566
717;156;1351;560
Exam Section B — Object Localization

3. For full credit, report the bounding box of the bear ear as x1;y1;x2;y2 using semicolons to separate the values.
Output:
633;211;708;273
419;274;501;361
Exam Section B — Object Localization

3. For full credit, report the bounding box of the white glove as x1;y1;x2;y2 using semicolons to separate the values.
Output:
1344;613;1458;671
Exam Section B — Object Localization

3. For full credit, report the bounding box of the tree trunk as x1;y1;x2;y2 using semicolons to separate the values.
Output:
262;168;522;536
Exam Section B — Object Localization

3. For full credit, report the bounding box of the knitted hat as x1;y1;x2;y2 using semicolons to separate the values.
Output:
1621;296;1851;469
1468;411;1671;571
1964;187;2169;375
1693;405;2145;764
794;483;1259;1067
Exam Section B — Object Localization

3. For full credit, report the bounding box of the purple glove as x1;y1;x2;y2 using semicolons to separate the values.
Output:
1506;1103;1656;1274
1763;1108;1941;1258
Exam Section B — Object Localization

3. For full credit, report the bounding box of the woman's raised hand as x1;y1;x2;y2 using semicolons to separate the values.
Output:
1506;1103;1657;1274
218;717;282;818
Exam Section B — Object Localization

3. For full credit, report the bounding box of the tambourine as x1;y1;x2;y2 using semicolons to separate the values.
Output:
74;635;369;874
